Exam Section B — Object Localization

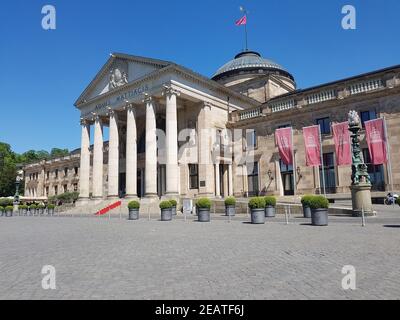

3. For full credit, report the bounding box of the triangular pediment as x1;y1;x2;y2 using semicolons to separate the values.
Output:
75;53;172;106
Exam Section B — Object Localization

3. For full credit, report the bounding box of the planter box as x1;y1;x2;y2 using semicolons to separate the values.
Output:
250;208;265;224
21;209;27;216
311;208;329;226
161;208;172;221
128;208;139;220
265;206;276;218
5;210;13;217
47;209;54;216
0;210;3;217
171;206;177;216
198;208;211;222
225;205;236;216
303;206;312;218
38;209;44;215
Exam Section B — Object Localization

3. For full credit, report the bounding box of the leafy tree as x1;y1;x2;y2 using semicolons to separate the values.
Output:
50;148;69;158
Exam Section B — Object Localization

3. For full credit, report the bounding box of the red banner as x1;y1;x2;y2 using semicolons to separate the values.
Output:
365;118;387;165
275;127;293;165
332;122;352;166
303;126;321;167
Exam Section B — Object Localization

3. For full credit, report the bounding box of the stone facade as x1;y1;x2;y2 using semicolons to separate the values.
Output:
23;51;400;202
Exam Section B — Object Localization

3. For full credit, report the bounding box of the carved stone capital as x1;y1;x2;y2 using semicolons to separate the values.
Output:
143;93;153;104
91;112;101;122
162;85;180;98
80;118;89;126
203;101;212;110
107;107;116;118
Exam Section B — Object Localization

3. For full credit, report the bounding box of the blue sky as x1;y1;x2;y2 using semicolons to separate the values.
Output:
1;0;399;153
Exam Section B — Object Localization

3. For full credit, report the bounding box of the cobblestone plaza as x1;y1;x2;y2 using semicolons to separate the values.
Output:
1;207;399;300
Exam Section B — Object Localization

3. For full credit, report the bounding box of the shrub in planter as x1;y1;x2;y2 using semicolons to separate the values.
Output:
309;195;329;226
169;199;178;215
248;197;266;224
37;204;46;215
127;201;140;220
5;206;14;217
47;204;56;215
159;201;173;221
19;204;28;215
397;197;400;206
196;198;212;222
224;197;236;216
29;204;37;215
301;195;314;218
0;206;4;217
264;196;276;218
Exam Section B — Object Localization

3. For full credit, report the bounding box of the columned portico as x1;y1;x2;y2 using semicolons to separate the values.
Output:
107;109;119;199
163;86;180;197
144;94;158;198
125;104;137;198
92;115;104;199
78;119;90;200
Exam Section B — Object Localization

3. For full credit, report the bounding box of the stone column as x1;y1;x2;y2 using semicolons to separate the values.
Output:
144;95;158;198
92;115;104;199
215;162;221;198
125;105;137;198
78;119;91;200
228;164;233;196
163;86;180;196
108;109;119;199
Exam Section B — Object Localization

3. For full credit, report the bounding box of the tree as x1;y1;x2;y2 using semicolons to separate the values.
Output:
0;142;17;197
50;148;69;158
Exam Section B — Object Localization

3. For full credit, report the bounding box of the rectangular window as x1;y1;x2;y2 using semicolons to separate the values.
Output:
245;130;257;150
360;110;377;128
316;117;331;135
188;164;199;189
54;185;58;196
74;167;79;175
45;187;49;197
64;168;68;177
247;162;259;196
46;171;50;180
362;149;385;191
63;185;68;193
73;183;78;192
55;169;59;179
319;153;336;194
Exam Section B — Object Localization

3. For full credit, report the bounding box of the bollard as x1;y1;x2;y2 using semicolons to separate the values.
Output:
361;206;366;227
285;206;289;225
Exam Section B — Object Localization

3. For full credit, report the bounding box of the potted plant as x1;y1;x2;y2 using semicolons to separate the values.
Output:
0;206;4;217
264;196;276;217
169;199;178;216
19;204;28;215
47;204;56;216
29;204;37;215
309;195;329;226
127;200;140;220
397;197;400;206
196;198;212;222
248;197;266;224
37;204;46;215
160;200;173;221
5;206;14;217
301;195;313;218
225;197;236;216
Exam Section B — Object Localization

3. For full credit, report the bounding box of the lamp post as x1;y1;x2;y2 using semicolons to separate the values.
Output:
14;167;24;205
348;111;375;217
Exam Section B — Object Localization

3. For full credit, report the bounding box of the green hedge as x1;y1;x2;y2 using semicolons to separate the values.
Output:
248;197;266;209
196;198;212;209
309;195;329;209
301;195;314;207
264;196;276;207
55;192;79;204
159;200;172;209
396;198;400;206
169;199;177;207
128;201;140;209
225;197;236;206
0;198;13;207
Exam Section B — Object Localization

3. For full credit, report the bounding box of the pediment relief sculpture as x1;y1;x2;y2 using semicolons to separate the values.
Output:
109;67;128;90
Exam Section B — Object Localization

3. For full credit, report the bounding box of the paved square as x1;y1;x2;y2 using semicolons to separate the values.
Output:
0;210;399;300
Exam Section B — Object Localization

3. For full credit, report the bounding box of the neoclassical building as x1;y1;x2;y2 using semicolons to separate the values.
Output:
23;51;400;203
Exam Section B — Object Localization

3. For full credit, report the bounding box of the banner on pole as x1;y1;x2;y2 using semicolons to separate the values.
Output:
275;127;293;165
365;118;388;165
332;122;352;166
303;126;321;167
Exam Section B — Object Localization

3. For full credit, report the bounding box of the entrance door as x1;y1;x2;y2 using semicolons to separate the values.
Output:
137;169;143;198
119;173;126;198
157;165;166;197
280;160;294;196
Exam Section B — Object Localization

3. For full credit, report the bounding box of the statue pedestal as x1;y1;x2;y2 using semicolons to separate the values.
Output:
350;183;375;217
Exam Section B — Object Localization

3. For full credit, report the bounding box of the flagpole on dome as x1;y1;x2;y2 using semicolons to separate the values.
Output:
239;6;249;51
